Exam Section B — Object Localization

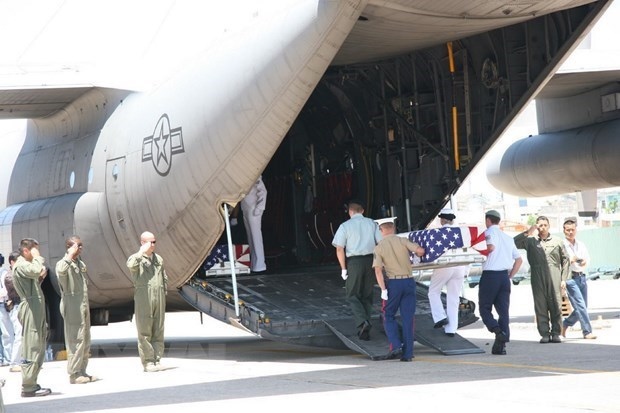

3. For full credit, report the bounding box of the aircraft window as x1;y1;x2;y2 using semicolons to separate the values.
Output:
69;171;75;188
112;164;119;181
88;167;94;184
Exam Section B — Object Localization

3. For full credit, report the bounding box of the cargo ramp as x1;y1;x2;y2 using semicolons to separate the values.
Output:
179;266;483;359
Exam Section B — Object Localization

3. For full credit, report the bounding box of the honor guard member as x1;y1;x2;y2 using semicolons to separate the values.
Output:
56;236;98;384
372;217;424;361
479;210;522;355
12;238;52;397
332;200;381;340
240;176;268;273
514;216;569;344
127;231;168;372
428;208;469;336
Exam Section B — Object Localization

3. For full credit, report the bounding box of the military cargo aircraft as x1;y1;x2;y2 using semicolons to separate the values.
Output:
0;0;611;357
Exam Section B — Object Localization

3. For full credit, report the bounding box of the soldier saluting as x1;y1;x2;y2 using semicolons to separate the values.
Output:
12;238;52;397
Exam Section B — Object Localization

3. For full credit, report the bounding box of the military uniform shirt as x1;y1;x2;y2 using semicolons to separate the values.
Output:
372;234;420;277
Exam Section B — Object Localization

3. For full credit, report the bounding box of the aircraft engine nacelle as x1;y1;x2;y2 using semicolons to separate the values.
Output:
486;119;620;197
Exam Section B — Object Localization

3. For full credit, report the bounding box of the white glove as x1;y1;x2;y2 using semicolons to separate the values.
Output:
381;289;388;301
253;208;263;217
341;269;348;280
230;218;238;226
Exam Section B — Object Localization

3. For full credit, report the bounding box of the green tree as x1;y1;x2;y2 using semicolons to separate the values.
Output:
608;199;618;213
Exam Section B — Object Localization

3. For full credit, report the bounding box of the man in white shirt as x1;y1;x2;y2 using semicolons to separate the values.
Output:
479;210;522;355
561;217;596;339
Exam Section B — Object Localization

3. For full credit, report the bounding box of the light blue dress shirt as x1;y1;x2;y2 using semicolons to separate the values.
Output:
332;213;382;257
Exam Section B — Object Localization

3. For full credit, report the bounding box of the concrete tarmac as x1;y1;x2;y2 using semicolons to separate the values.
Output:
2;280;620;413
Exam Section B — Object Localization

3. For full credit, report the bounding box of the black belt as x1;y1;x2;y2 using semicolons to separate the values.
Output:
571;271;584;278
347;254;373;261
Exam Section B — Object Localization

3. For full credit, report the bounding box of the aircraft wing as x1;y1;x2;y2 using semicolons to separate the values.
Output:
537;69;620;100
0;86;93;119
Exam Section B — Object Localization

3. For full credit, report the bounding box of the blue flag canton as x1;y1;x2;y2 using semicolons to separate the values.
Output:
408;227;465;262
203;244;230;271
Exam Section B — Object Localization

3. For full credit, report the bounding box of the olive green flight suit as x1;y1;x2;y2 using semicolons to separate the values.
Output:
126;252;167;368
12;256;47;393
514;233;569;337
55;256;91;380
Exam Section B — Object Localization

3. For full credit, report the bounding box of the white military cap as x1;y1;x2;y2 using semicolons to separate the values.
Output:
374;217;397;226
438;208;456;220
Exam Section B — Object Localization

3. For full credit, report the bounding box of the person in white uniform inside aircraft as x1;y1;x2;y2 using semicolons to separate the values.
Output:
241;177;268;274
428;209;469;337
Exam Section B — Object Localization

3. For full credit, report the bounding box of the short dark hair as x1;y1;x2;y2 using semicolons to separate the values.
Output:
347;199;365;212
486;215;500;225
536;216;549;224
8;251;20;264
65;235;81;249
18;238;39;256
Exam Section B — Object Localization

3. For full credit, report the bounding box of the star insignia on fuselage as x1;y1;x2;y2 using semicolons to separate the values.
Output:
142;114;184;176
